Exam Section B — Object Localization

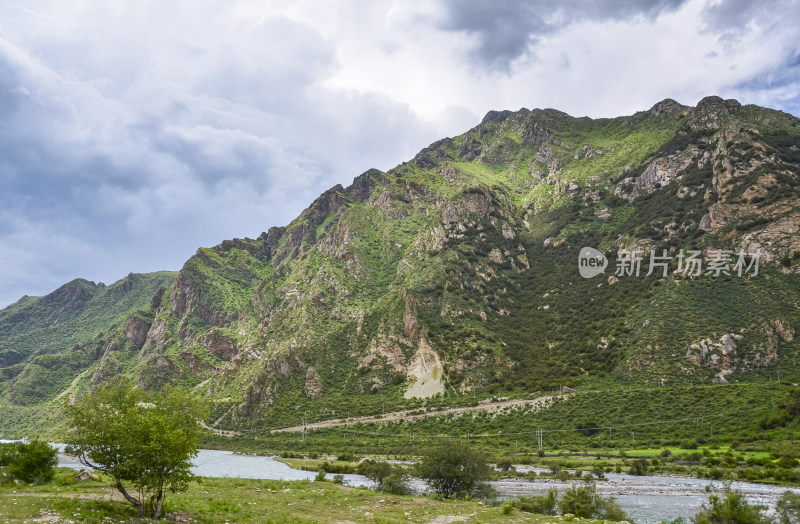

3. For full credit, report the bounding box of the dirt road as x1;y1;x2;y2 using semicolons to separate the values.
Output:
269;394;564;433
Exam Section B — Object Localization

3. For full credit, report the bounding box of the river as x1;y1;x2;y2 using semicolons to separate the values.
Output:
3;441;797;523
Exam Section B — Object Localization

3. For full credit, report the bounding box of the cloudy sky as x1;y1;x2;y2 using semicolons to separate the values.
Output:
1;0;798;307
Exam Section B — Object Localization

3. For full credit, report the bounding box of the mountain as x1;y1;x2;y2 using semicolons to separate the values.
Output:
0;272;176;407
2;96;799;436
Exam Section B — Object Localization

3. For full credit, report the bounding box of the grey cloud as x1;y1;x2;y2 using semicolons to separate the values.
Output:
0;5;441;308
436;0;690;70
697;0;800;117
700;0;800;34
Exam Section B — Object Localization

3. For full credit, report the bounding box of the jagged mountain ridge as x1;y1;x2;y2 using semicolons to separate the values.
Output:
0;272;177;405
2;96;799;433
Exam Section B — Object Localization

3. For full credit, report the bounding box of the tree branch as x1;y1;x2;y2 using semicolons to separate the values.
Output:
115;479;145;518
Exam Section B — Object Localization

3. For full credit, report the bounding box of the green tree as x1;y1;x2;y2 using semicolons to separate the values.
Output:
693;485;772;524
4;440;57;484
65;379;208;519
416;440;492;499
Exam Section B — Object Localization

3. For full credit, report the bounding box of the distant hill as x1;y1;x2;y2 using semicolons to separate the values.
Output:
0;272;176;405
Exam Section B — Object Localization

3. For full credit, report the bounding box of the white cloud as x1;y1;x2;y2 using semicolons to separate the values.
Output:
0;0;798;307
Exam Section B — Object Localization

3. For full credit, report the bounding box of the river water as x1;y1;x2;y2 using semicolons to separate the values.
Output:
3;442;797;523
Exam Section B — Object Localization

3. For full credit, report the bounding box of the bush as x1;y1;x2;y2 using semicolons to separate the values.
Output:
515;488;558;515
629;457;649;476
315;470;326;481
560;483;602;518
497;459;514;471
601;496;628;521
4;440;57;484
558;483;629;521
0;443;17;466
417;440;492;499
693;485;771;524
357;460;411;495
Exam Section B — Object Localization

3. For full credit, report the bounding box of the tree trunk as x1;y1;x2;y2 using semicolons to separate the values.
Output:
153;488;164;519
115;479;145;518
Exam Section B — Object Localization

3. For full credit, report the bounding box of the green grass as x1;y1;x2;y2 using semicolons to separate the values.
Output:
0;471;581;523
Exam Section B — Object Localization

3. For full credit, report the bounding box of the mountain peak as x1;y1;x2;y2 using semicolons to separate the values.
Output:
649;98;688;116
480;109;515;125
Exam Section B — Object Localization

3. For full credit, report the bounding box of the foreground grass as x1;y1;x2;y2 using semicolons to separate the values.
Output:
0;469;590;523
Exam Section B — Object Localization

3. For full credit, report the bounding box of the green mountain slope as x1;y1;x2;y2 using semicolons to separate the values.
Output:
1;96;799;438
0;272;176;406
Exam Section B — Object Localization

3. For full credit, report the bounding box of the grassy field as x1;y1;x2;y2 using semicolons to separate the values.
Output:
0;468;589;523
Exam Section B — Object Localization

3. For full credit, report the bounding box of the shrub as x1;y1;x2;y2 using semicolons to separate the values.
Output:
515;488;558;515
558;482;629;521
497;459;514;471
0;443;17;466
560;483;602;518
358;460;411;495
5;440;57;484
693;484;771;524
629;458;649;476
601;496;628;521
416;440;491;499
